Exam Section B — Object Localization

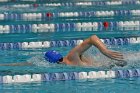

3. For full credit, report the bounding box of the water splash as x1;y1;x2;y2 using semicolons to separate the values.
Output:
83;46;115;68
123;52;140;68
27;55;53;67
83;46;140;69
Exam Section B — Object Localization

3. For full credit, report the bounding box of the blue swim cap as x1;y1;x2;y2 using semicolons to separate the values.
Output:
44;50;63;63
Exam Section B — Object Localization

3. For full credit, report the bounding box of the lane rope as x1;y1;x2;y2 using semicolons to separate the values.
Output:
0;21;139;34
1;69;140;83
0;37;140;50
0;10;140;21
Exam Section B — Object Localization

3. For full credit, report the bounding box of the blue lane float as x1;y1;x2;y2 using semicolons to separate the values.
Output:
115;69;140;78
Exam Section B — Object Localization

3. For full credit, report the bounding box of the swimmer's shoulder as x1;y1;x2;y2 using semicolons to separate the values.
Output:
64;55;84;66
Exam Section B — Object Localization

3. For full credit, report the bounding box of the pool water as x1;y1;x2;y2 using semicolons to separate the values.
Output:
0;0;140;93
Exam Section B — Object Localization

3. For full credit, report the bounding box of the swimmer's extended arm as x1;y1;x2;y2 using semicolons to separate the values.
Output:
68;35;124;61
0;62;33;66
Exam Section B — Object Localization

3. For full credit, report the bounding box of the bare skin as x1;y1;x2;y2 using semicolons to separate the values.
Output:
62;35;125;66
0;35;125;67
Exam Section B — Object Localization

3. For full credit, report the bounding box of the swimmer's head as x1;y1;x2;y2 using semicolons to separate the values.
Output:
44;50;63;63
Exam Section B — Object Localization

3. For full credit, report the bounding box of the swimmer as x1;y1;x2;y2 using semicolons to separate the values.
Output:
0;35;127;67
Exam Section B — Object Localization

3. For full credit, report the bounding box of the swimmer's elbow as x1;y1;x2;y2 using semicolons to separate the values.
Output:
89;35;98;41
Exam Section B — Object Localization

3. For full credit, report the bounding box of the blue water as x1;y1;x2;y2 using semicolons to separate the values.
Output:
0;0;140;93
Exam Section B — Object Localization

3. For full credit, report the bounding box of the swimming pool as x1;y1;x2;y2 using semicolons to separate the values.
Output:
0;0;140;93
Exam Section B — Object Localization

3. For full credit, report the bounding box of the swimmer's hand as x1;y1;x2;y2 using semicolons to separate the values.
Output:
102;49;127;67
102;49;124;61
